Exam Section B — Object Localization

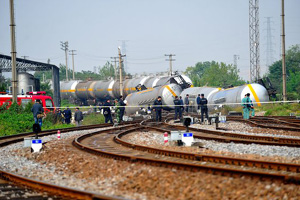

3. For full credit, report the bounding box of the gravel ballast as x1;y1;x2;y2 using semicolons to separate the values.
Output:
1;126;300;200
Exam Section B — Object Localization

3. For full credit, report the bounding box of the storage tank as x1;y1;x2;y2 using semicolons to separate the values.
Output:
125;83;183;115
18;72;36;94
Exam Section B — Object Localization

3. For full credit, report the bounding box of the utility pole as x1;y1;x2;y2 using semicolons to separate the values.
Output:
111;57;118;80
60;41;69;81
21;56;28;60
118;47;126;96
9;0;17;102
69;50;76;80
233;55;240;68
249;0;260;82
165;54;176;76
281;0;287;101
265;17;275;69
119;40;129;72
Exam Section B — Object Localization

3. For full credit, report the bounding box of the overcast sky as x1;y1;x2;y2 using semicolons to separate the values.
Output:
0;0;299;81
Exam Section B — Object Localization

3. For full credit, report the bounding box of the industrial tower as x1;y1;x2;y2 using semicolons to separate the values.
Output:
249;0;260;82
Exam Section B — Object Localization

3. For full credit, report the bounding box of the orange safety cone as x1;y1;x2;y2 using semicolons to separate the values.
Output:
164;132;168;144
57;130;61;139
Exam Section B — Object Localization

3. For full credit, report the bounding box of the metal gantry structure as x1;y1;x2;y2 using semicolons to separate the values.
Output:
0;54;61;107
249;0;260;82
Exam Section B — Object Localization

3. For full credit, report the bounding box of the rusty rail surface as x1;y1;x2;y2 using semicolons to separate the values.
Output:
73;125;300;184
0;170;124;200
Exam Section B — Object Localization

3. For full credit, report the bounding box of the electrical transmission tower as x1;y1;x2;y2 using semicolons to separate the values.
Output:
233;55;240;68
265;17;275;70
249;0;260;82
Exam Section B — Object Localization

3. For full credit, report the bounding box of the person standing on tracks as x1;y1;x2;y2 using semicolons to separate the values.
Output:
119;95;126;122
103;99;113;124
184;94;190;113
199;94;208;123
179;96;184;114
249;94;255;117
31;99;45;128
114;99;121;123
63;106;72;124
173;95;182;120
196;94;201;111
153;96;163;122
74;107;83;126
241;94;250;119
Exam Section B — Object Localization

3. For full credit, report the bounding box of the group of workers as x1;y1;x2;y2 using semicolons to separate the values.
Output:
152;93;209;123
101;95;126;124
32;92;255;128
153;92;255;123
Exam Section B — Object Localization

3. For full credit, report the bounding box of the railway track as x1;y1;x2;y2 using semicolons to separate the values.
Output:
0;123;136;200
161;120;300;147
227;116;300;131
73;124;300;184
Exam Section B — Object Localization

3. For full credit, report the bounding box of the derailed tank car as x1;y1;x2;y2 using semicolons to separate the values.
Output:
180;83;269;111
125;84;183;115
60;75;192;105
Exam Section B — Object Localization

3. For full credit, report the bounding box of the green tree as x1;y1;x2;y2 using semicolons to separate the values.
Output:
185;61;245;87
267;44;300;99
0;75;9;92
40;81;53;97
98;62;115;80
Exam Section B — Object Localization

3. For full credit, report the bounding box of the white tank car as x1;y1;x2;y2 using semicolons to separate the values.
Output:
180;83;269;111
60;80;80;100
60;75;192;103
125;83;183;115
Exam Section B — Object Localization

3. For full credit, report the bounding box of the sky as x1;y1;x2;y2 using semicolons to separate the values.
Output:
0;0;299;81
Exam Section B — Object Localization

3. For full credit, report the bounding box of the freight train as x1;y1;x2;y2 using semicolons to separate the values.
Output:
125;83;269;115
60;75;192;105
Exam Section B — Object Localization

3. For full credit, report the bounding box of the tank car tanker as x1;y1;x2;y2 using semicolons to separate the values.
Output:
124;83;269;115
125;84;183;115
180;83;269;111
60;75;192;105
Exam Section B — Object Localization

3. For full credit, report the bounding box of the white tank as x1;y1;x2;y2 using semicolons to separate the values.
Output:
18;72;35;94
180;83;269;111
60;80;80;100
125;83;183;115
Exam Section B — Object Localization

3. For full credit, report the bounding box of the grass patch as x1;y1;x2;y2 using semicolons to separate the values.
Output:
82;113;105;125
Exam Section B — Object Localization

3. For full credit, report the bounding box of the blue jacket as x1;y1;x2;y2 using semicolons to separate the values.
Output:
196;96;201;105
153;99;163;111
31;103;44;117
63;109;72;119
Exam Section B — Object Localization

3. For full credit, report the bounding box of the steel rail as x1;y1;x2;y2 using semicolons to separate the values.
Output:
0;123;136;200
226;117;300;132
115;126;300;173
0;170;124;200
160;122;300;147
73;125;300;184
